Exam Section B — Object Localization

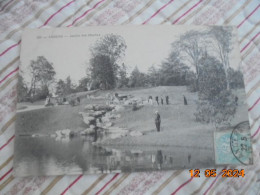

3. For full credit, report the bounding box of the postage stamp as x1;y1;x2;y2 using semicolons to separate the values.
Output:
214;121;253;165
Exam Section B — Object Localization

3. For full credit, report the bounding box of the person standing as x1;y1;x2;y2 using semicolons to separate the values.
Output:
155;111;161;132
77;97;80;104
148;96;153;105
183;95;188;105
166;96;169;105
161;97;164;105
155;96;159;105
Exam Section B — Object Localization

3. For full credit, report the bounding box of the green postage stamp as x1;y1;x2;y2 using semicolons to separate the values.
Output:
214;121;253;165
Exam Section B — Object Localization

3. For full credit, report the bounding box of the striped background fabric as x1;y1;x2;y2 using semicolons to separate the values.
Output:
0;0;260;194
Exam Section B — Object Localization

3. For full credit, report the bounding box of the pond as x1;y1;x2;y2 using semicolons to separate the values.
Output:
14;133;214;177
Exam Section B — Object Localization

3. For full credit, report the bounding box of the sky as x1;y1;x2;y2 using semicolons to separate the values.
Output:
20;25;241;85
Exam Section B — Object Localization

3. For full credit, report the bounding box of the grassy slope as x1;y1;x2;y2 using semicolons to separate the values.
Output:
101;86;249;148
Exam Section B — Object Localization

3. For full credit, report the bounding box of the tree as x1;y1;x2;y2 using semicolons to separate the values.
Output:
77;77;89;92
28;56;56;101
56;79;66;96
194;55;237;128
89;34;127;89
128;67;148;87
198;55;227;100
148;66;160;87
89;55;116;89
228;68;245;89
159;51;189;86
208;26;233;90
17;74;28;102
64;76;75;94
117;63;128;88
176;30;204;86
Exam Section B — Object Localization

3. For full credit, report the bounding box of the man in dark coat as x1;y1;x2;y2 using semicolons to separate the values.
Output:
155;111;161;132
155;96;159;105
161;97;164;105
166;96;169;105
77;97;80;104
183;95;188;105
235;96;238;106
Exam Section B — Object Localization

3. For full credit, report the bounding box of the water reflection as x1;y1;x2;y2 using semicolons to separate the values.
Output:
14;134;214;176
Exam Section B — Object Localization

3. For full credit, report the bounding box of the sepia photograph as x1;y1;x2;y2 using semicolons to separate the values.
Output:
14;25;252;177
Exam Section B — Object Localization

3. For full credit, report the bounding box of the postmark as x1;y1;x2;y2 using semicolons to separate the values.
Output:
214;121;253;165
230;121;253;165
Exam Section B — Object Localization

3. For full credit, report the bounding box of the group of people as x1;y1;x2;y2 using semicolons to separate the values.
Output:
148;95;170;105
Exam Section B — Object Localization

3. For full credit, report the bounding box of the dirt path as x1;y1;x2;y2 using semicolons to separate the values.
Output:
17;105;47;113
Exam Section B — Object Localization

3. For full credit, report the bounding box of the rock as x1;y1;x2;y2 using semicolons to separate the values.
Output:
92;111;105;118
102;115;110;122
129;131;143;137
104;122;113;128
55;129;71;140
82;116;95;125
114;105;124;112
55;130;63;138
80;128;95;135
85;105;94;110
61;129;71;136
32;134;40;137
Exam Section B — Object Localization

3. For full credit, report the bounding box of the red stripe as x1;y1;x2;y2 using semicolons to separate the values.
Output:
68;0;106;27
248;97;260;111
237;4;260;28
40;0;76;27
95;173;119;195
0;67;18;85
142;0;175;24
0;40;21;58
60;174;82;195
0;135;15;151
0;167;13;182
171;176;194;195
172;0;203;24
203;167;226;195
0;1;76;59
0;0;14;12
252;126;260;138
240;32;260;52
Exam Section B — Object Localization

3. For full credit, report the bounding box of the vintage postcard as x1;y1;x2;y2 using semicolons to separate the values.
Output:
14;25;252;177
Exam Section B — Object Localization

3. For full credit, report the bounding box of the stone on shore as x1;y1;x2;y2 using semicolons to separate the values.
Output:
80;128;95;135
85;105;94;110
82;116;95;125
104;122;113;128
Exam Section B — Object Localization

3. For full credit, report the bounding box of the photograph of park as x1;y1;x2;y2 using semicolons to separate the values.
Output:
14;26;251;176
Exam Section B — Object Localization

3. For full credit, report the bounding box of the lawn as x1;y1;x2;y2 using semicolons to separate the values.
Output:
99;86;249;149
16;86;249;150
